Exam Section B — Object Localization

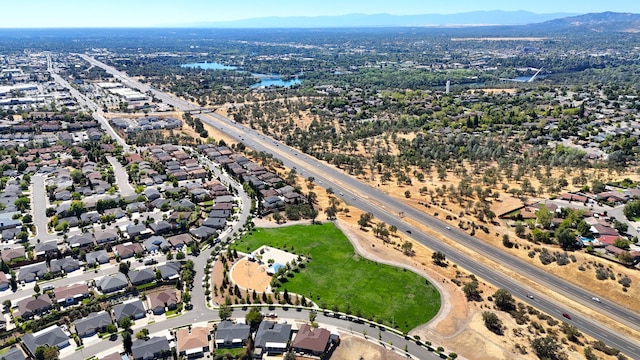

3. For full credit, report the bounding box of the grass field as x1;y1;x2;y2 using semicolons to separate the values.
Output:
233;223;440;332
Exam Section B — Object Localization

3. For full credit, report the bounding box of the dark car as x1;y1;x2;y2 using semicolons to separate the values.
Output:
562;312;571;319
406;230;412;234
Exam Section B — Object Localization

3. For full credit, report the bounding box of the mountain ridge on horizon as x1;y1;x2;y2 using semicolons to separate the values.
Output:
179;10;579;28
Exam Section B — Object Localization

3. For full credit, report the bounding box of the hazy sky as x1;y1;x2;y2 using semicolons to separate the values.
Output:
2;0;640;28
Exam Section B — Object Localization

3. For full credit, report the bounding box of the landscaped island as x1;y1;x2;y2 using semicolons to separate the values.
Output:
233;223;441;332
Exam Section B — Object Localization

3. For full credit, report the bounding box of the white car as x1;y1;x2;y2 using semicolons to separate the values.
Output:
591;297;601;303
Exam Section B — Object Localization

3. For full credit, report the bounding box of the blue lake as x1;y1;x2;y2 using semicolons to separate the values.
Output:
250;77;302;88
181;62;237;70
181;62;302;88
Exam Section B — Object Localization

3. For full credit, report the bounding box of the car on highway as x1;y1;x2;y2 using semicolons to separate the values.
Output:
562;312;572;319
405;230;412;234
445;226;451;230
526;294;534;299
592;297;601;303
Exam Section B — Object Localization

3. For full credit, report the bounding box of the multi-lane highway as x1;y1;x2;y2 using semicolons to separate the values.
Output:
79;55;640;356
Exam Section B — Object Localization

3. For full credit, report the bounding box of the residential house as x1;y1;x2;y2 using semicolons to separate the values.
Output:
50;257;80;274
21;325;69;358
97;273;129;294
149;221;171;235
113;299;146;323
131;336;171;360
177;326;211;357
17;262;49;283
0;346;26;360
214;320;250;349
202;217;226;230
100;352;122;360
67;233;95;248
114;242;144;259
1;246;24;263
143;236;170;253
291;323;331;356
167;233;192;250
190;226;217;240
590;224;619;237
128;268;156;286
157;262;181;281
126;202;147;213
0;271;10;290
148;288;178;315
53;282;89;305
208;209;230;219
143;188;161;201
17;294;52;319
94;229;118;244
253;321;292;356
126;224;148;239
74;311;113;338
86;249;110;265
34;240;58;257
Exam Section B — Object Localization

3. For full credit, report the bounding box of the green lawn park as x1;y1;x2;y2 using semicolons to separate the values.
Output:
233;223;441;332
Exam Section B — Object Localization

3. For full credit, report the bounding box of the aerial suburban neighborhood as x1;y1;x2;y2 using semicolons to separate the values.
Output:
3;3;640;360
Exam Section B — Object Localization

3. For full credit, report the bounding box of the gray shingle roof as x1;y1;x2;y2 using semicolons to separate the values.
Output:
128;268;155;285
131;336;170;360
86;249;110;265
113;299;146;322
21;325;69;357
50;257;80;273
74;311;113;337
254;321;292;348
215;320;250;347
97;273;129;293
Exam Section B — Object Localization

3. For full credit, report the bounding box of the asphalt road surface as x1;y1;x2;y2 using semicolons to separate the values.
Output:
79;55;640;356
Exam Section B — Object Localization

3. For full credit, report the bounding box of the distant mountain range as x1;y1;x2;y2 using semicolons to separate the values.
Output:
186;11;578;28
536;11;640;32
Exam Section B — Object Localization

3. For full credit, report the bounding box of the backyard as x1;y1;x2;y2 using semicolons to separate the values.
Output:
233;223;441;332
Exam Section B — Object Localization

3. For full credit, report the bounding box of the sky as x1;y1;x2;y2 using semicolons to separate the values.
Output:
2;0;640;28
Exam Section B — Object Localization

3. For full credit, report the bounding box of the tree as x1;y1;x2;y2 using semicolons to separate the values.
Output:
324;206;337;220
531;336;566;360
283;351;297;360
482;311;503;335
35;345;59;360
219;304;232;320
536;205;553;229
357;213;370;229
502;234;513;248
136;328;150;340
623;199;640;219
493;289;515;311
463;280;481;301
401;241;414;256
515;223;526;237
14;196;30;212
182;290;191;304
614;238;631;250
245;307;263;331
122;331;133;355
432;251;446;266
613;220;628;234
119;316;132;330
119;262;130;275
561;323;581;343
34;283;41;294
556;228;576;250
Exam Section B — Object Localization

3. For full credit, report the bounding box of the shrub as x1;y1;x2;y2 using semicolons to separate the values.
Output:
618;276;632;288
538;249;556;265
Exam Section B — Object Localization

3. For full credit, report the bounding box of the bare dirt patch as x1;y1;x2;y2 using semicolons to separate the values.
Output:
230;258;271;293
328;335;407;360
